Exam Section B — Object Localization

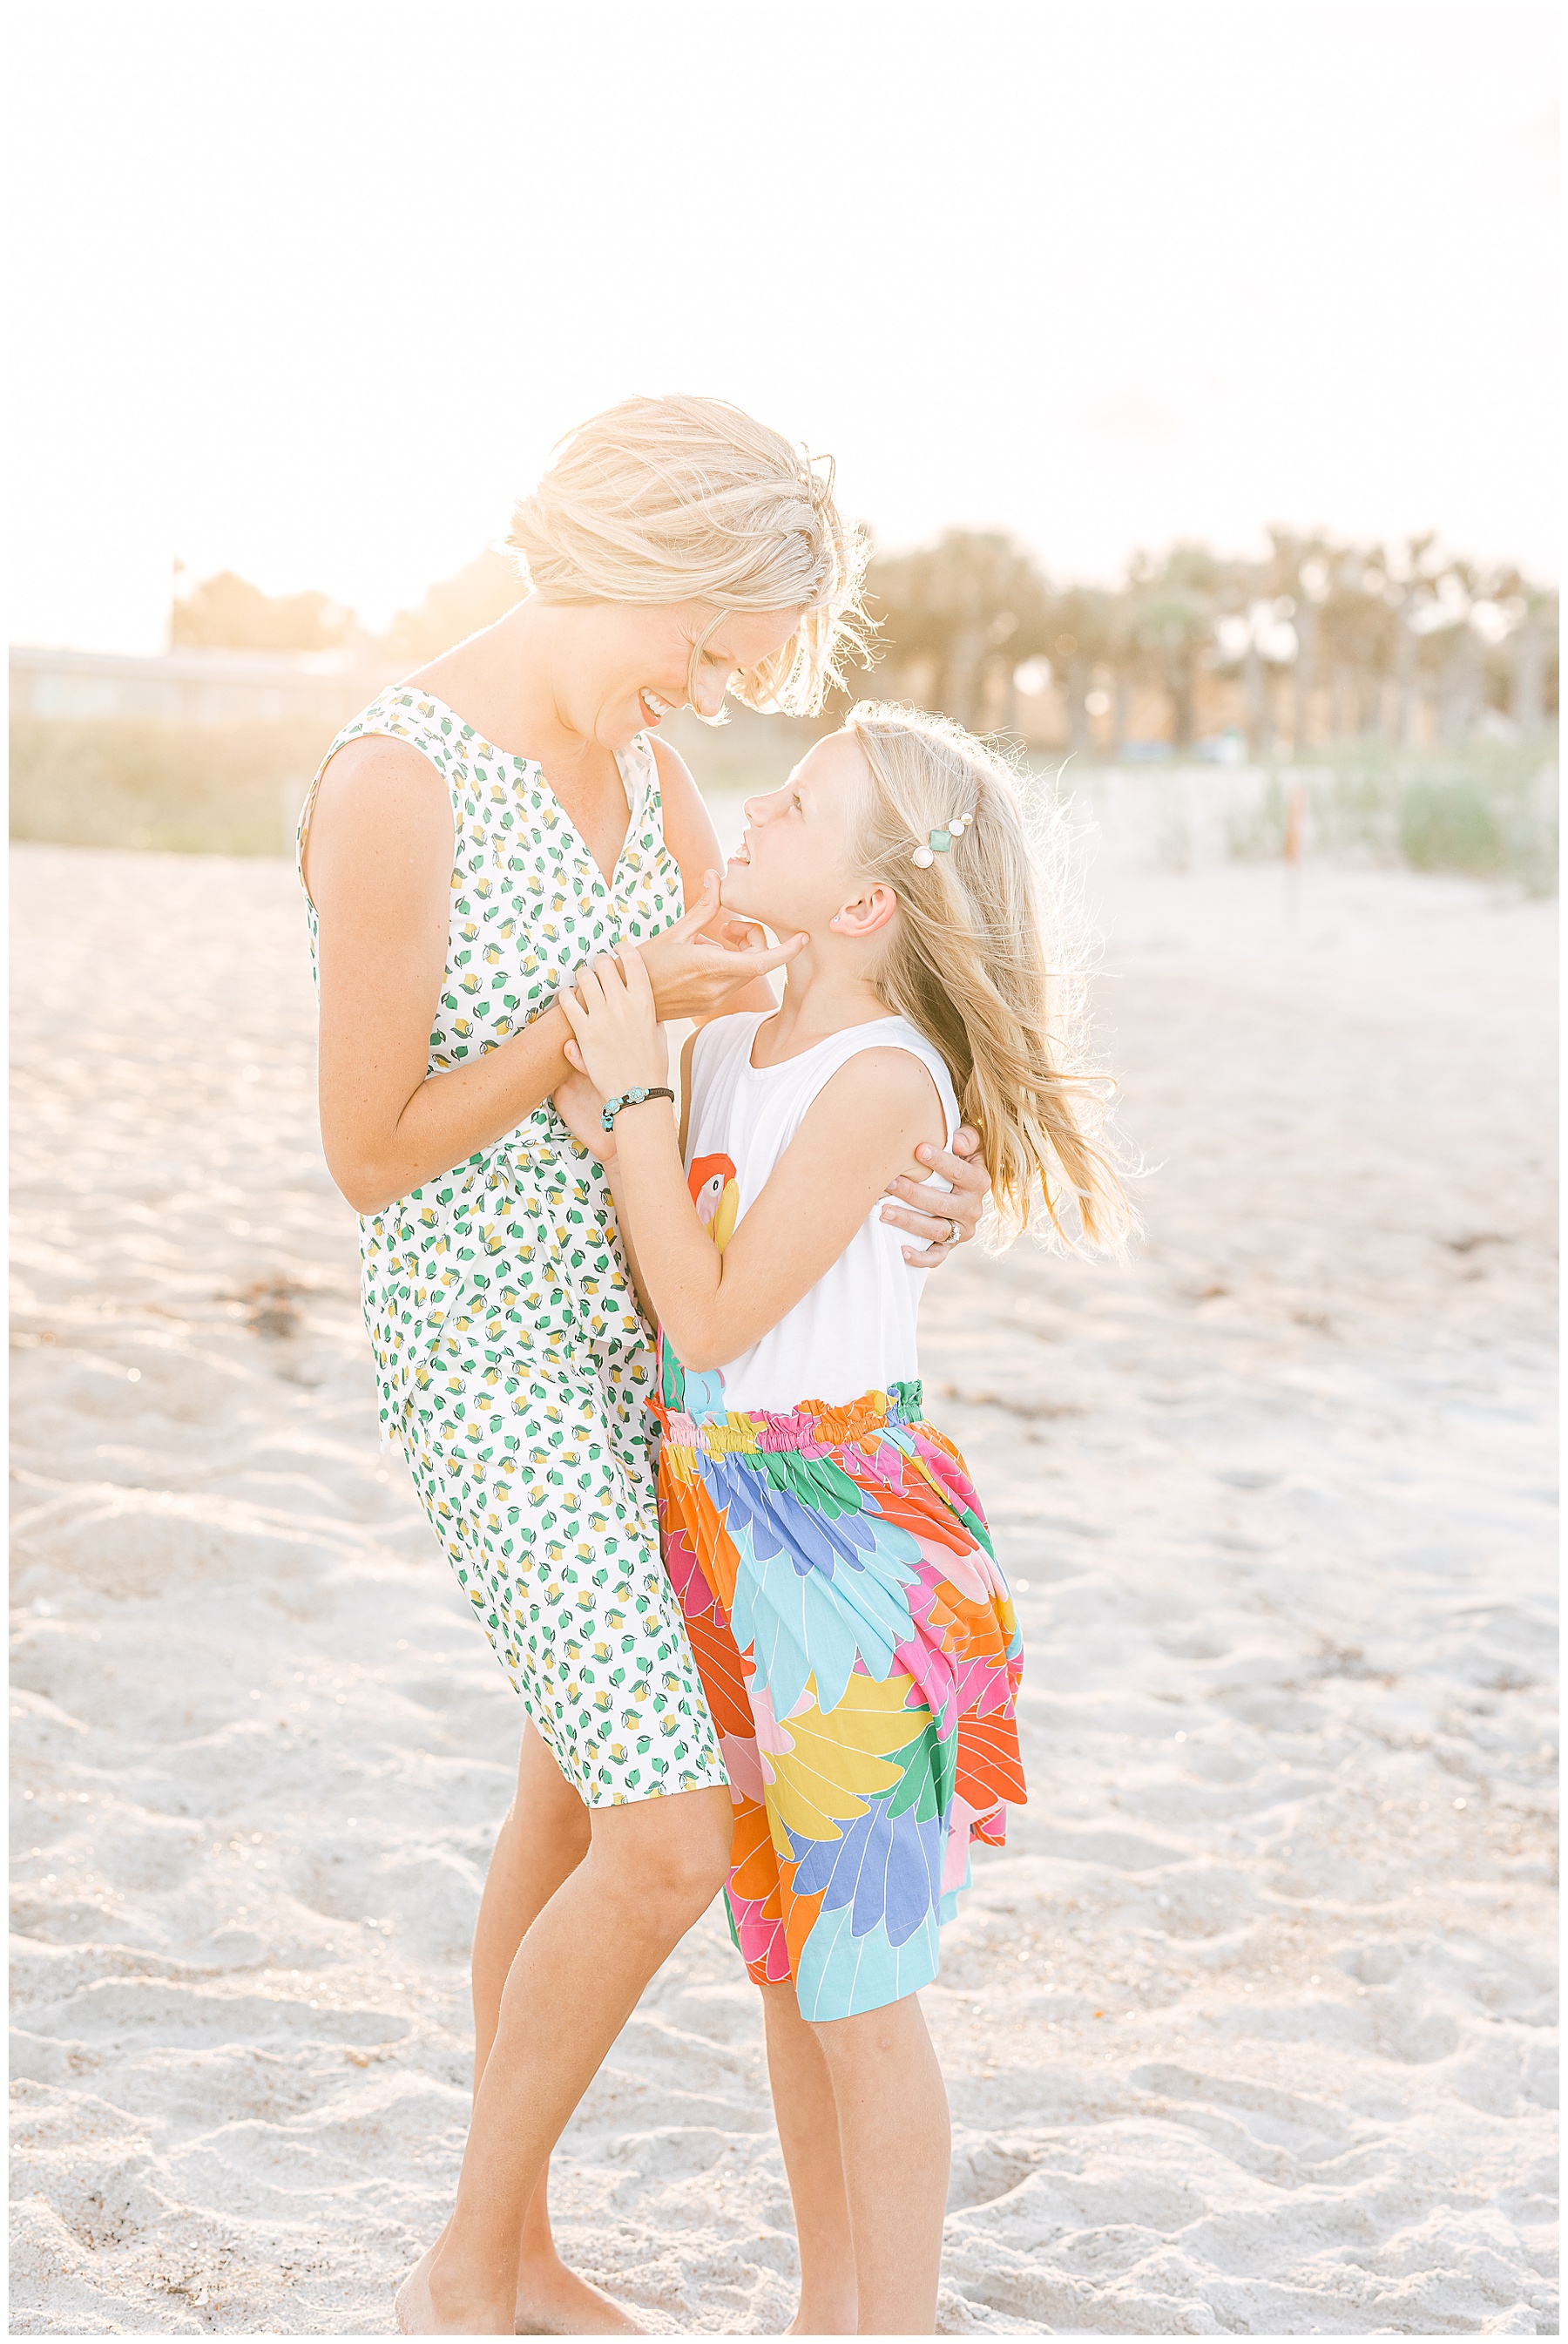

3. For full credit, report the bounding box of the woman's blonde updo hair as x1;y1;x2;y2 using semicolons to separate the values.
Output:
508;395;870;719
845;701;1133;1255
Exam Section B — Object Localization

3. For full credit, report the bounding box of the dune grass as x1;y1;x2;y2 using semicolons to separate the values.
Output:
10;714;1558;894
1223;737;1559;893
6;706;818;861
10;716;333;857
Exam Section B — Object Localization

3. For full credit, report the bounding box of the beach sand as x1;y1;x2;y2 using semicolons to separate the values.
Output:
10;830;1558;2335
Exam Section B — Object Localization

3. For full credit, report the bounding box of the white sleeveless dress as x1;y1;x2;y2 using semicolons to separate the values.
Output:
677;1010;960;1413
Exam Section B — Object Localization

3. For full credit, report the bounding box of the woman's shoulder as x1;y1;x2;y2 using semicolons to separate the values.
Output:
649;731;700;803
315;685;481;783
301;691;463;899
308;714;459;827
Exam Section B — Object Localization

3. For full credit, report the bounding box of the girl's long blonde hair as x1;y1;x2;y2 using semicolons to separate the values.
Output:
846;701;1132;1254
509;395;871;718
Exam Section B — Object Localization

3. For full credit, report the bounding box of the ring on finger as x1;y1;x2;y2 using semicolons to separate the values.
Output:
947;1218;963;1246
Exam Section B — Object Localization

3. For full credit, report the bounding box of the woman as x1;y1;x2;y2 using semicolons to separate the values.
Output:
299;396;988;2335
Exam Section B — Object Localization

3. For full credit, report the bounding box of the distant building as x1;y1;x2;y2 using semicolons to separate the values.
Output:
10;644;401;727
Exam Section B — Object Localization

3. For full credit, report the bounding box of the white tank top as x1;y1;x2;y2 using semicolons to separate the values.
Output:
679;1010;961;1415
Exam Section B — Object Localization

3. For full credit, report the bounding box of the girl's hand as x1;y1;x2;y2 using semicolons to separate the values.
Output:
637;871;807;1021
880;1124;990;1266
551;1058;612;1159
559;945;671;1101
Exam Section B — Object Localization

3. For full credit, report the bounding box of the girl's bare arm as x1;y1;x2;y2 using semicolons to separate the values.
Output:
601;1049;945;1373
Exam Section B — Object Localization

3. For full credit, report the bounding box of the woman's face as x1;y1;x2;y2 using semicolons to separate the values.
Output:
585;600;803;745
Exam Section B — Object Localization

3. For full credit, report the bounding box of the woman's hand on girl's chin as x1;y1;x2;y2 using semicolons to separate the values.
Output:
638;870;807;1021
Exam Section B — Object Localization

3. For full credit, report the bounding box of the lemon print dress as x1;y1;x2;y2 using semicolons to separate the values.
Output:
299;688;727;1810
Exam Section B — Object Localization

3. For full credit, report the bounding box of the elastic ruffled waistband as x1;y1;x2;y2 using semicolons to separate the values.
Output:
652;1379;923;1459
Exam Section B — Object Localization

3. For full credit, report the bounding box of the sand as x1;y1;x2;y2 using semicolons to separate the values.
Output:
9;821;1558;2336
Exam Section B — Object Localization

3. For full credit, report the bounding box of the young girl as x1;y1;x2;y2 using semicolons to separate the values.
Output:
554;701;1126;2335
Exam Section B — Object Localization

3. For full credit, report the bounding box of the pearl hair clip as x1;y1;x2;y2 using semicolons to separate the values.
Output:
910;811;973;868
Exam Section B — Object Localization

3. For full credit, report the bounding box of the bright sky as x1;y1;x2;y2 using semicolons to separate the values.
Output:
10;2;1558;652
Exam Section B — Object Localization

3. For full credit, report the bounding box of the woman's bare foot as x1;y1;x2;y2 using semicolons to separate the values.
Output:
397;2232;636;2338
394;2241;437;2335
514;2250;644;2334
787;2305;856;2337
394;2239;510;2335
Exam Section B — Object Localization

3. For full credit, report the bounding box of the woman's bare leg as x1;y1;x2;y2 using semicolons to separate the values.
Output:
809;1994;950;2336
474;1726;643;2333
758;1982;858;2335
397;1780;734;2335
405;1724;645;2334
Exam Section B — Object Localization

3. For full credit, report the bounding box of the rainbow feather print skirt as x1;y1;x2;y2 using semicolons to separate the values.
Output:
652;1362;1026;2020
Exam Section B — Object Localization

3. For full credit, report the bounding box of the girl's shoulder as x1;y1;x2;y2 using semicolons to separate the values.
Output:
871;1016;960;1128
798;1016;960;1141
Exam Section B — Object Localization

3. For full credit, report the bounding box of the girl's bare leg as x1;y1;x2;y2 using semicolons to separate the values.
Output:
808;1994;950;2337
758;1982;858;2334
397;1779;734;2334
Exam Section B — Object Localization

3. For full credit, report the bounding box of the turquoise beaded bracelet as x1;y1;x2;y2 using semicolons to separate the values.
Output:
600;1085;675;1134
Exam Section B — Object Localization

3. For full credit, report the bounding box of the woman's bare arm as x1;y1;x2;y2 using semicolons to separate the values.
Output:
305;739;578;1213
304;736;804;1216
652;735;780;1021
882;1130;988;1262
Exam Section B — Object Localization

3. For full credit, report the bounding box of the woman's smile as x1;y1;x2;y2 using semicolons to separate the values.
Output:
639;687;677;727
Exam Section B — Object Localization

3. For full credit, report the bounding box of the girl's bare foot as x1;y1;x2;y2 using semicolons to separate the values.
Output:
514;2251;644;2334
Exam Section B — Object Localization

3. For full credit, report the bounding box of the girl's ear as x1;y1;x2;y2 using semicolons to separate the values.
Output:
829;882;899;939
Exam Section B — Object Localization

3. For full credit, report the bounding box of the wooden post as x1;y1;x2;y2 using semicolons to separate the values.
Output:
1283;774;1306;865
1283;771;1306;929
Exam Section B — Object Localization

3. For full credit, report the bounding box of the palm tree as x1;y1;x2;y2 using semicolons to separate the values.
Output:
1043;584;1115;757
170;570;360;652
858;525;1551;755
1316;546;1400;742
1387;533;1453;746
863;531;1050;730
385;549;524;665
1125;544;1222;749
1511;582;1558;731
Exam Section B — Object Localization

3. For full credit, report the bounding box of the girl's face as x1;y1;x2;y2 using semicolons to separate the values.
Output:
583;600;803;747
723;729;875;937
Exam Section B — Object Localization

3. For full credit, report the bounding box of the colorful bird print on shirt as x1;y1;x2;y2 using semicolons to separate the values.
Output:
689;1152;740;1253
666;1150;740;1423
